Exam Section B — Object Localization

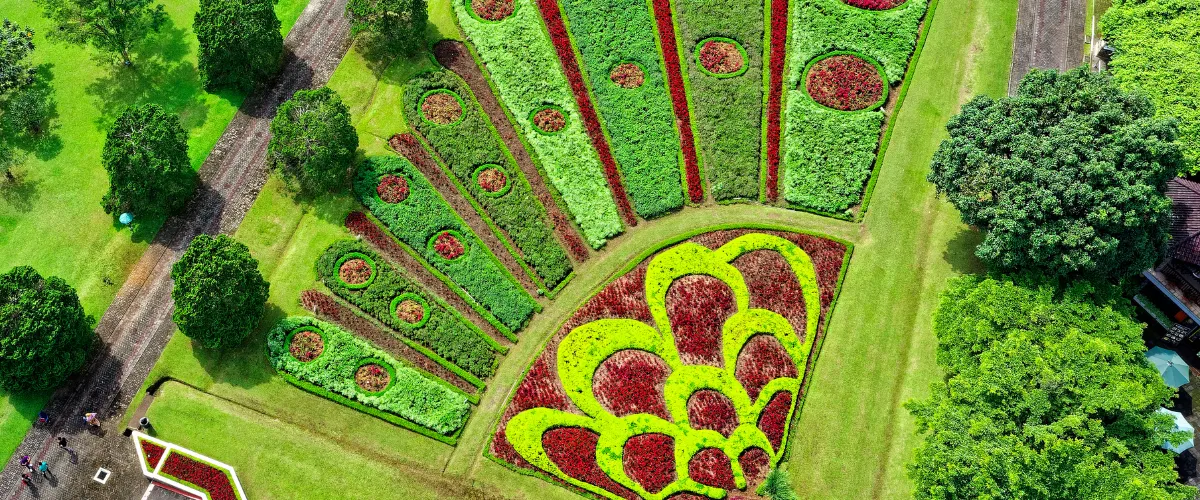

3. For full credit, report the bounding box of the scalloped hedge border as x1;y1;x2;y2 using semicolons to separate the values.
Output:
694;36;751;79
799;50;889;113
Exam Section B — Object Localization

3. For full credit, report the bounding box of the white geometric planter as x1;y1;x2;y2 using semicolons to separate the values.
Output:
131;431;248;500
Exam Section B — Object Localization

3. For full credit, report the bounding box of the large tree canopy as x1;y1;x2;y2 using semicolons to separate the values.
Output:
101;104;195;218
927;67;1182;281
0;266;95;393
34;0;167;66
1103;0;1200;172
267;87;358;196
345;0;428;57
194;0;283;93
171;234;269;349
906;276;1194;500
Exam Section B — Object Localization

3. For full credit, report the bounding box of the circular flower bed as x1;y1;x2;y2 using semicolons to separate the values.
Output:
289;329;324;362
805;53;886;111
532;107;566;134
421;91;464;125
432;231;466;260
610;63;645;89
391;293;430;328
474;165;509;195
697;38;746;77
842;0;906;10
377;175;409;203
470;0;515;21
339;257;373;286
355;363;391;393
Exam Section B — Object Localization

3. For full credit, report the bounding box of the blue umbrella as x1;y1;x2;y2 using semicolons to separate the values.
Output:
1146;346;1190;388
119;212;134;225
1158;408;1195;453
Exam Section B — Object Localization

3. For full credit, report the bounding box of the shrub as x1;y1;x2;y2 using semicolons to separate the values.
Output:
171;234;270;349
0;266;94;393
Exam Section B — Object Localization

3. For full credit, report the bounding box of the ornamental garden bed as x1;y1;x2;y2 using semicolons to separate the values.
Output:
132;432;247;500
488;227;849;499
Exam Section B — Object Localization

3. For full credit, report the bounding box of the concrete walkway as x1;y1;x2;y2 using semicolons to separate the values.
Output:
1009;0;1085;94
0;0;351;497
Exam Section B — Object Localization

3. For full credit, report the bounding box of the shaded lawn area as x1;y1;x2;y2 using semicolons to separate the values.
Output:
0;0;310;463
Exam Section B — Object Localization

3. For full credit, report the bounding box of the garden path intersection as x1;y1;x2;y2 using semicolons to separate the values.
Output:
0;0;352;497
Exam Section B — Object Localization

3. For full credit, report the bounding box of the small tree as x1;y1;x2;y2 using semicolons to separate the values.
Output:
101;104;195;219
345;0;429;57
3;84;56;136
0;19;36;95
928;67;1182;281
194;0;283;93
0;266;95;393
171;234;269;349
34;0;167;66
267;87;358;196
759;465;798;500
0;142;21;182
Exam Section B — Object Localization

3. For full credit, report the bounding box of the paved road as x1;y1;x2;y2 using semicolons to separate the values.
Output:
1;0;351;498
1009;0;1085;94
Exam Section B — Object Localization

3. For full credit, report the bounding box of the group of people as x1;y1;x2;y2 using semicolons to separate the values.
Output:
17;436;71;486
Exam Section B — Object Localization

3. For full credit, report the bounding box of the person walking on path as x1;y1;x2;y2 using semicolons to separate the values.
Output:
17;455;33;474
37;461;51;479
57;436;74;454
83;412;100;428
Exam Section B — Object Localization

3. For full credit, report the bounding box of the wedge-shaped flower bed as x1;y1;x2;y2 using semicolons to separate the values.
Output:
133;432;247;500
490;227;849;499
268;316;472;439
356;155;537;331
781;0;927;213
455;0;624;248
556;0;685;218
404;71;573;290
316;240;501;379
672;0;765;202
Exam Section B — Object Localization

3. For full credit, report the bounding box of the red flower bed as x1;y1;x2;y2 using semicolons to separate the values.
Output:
534;0;637;226
738;447;771;486
623;433;676;493
594;350;672;419
550;210;589;261
842;0;906;9
376;175;410;204
477;167;507;193
687;390;738;437
765;0;789;201
433;231;465;260
688;448;736;490
610;63;645;89
699;41;744;75
338;258;372;285
395;299;425;324
758;391;792;451
471;0;515;20
289;329;324;362
736;335;798;401
806;54;885;111
421;92;462;124
650;0;703;203
667;276;736;366
141;441;166;469
160;452;238;500
533;108;566;133
355;363;390;392
543;428;639;499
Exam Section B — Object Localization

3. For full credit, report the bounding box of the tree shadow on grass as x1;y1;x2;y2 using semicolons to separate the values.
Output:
193;302;283;391
3;65;64;162
943;227;985;275
0;169;41;213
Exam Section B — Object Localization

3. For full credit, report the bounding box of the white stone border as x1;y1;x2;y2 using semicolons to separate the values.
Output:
130;431;248;500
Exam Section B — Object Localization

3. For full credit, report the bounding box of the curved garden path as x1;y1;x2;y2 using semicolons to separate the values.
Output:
0;0;352;497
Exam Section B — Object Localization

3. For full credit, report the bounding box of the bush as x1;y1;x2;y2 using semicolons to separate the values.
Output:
101;104;196;219
316;240;499;378
403;71;571;289
171;234;270;349
0;266;94;393
268;87;359;197
194;0;283;93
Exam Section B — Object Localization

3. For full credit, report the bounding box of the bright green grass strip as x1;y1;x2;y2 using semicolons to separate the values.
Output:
558;0;684;218
453;0;623;248
674;0;765;202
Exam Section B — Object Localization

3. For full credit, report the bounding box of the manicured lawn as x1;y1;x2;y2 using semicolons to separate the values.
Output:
0;0;309;463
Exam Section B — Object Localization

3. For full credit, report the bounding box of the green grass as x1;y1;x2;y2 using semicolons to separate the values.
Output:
0;0;309;462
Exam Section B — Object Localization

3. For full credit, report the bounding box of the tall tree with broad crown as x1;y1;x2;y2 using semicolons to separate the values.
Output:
267;86;358;196
194;0;283;93
0;266;95;393
171;234;270;349
100;104;195;219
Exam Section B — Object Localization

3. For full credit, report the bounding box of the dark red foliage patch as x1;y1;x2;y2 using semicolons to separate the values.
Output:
338;258;372;285
433;231;465;260
289;329;324;362
477;167;507;193
160;452;238;500
376;175;409;203
650;0;703;203
765;0;788;201
738;447;771;486
141;441;166;469
687;390;738;437
806;54;885;111
688;448;736;490
842;0;905;10
542;428;639;499
610;63;645;89
758;392;792;451
533;108;566;133
667;275;736;366
699;41;744;75
594;350;671;420
623;434;676;493
471;0;515;20
735;334;798;401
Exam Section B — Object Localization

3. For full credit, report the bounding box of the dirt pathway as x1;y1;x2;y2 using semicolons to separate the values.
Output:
0;1;352;498
1009;0;1084;93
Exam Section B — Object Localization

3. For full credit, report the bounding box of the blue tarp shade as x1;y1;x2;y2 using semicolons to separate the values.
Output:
1146;346;1191;389
1158;408;1195;453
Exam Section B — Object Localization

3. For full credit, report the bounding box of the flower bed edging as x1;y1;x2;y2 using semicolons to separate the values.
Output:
131;432;248;500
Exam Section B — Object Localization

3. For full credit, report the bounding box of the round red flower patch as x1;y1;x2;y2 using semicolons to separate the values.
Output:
433;231;465;260
477;167;508;193
842;0;906;10
339;258;372;285
421;92;462;125
395;299;425;324
471;0;514;20
289;330;324;362
805;54;885;111
699;40;744;75
377;175;409;203
355;363;390;392
533;108;566;133
610;63;645;89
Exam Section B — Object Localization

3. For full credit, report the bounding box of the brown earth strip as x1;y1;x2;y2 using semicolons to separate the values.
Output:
432;40;592;263
1009;0;1085;94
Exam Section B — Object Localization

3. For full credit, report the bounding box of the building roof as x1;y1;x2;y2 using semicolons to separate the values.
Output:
1168;178;1200;266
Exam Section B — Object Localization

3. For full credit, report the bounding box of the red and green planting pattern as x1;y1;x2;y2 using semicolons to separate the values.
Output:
455;0;625;248
354;155;538;332
671;0;765;202
134;434;245;500
490;228;848;499
781;0;927;213
555;0;688;218
402;71;573;290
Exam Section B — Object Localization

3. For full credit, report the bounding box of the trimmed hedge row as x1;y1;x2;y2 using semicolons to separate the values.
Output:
316;239;500;379
674;0;765;202
355;155;537;331
267;317;471;436
403;71;573;289
454;0;624;248
781;0;927;213
557;0;685;219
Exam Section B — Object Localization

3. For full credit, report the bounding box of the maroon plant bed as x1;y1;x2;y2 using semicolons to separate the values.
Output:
422;92;463;124
477;167;508;193
490;228;848;498
433;231;466;260
159;452;239;500
289;329;324;362
610;63;645;89
377;175;410;203
533;108;567;133
471;0;515;20
764;0;789;201
650;0;703;203
805;54;886;111
698;41;745;75
355;363;391;393
339;258;372;285
842;0;906;10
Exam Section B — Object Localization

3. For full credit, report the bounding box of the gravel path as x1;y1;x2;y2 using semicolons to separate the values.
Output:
0;1;351;498
1009;0;1085;94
